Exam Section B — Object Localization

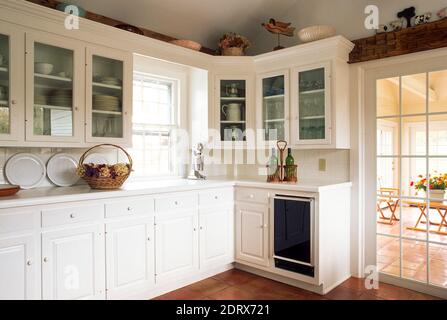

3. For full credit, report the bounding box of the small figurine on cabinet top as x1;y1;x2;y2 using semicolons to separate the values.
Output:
397;6;416;28
437;7;447;19
414;12;432;25
262;18;295;51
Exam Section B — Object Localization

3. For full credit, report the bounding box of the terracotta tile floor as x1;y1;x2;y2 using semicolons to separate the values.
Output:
377;205;447;287
153;269;441;300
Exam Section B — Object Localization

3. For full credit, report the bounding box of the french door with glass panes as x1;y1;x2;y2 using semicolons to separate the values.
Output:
85;45;132;146
0;21;24;142
376;69;447;293
25;31;84;143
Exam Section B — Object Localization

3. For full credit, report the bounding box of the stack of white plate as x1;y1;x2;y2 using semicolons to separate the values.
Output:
50;89;72;107
93;94;120;111
100;77;121;86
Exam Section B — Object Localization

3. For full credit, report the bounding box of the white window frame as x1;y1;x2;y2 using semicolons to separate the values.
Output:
129;71;182;180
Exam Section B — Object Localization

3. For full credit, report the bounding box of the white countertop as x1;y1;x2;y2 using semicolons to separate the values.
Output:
0;178;351;209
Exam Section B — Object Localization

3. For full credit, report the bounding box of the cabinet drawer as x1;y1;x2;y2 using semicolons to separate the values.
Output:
105;197;154;218
199;188;233;207
235;188;270;204
0;210;39;235
42;204;104;227
155;193;197;212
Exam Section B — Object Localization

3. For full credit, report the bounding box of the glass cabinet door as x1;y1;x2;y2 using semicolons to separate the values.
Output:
33;42;74;137
86;47;131;144
0;33;10;136
297;67;328;142
219;79;246;141
262;74;286;141
91;55;124;139
26;33;83;143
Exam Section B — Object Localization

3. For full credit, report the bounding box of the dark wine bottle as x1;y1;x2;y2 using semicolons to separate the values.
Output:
285;148;294;166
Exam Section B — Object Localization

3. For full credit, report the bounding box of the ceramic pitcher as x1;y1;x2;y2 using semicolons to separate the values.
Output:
222;103;241;121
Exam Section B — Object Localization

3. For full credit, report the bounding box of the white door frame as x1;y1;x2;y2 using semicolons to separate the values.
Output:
351;48;447;299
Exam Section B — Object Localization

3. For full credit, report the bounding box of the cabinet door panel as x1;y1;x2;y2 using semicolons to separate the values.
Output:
86;46;132;146
236;203;269;266
0;21;24;142
0;234;39;300
256;70;289;147
200;207;233;268
155;211;198;282
25;31;85;143
106;217;154;299
42;225;105;300
292;62;331;146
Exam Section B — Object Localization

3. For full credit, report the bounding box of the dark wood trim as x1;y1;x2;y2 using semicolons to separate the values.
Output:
349;18;447;64
26;0;217;55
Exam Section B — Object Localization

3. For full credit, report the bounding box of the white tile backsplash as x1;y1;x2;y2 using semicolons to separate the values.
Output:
230;149;350;183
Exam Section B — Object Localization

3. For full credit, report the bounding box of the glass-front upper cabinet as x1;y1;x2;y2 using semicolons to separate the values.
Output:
0;22;24;142
257;70;289;144
25;32;84;143
292;63;330;145
217;78;247;142
86;46;132;145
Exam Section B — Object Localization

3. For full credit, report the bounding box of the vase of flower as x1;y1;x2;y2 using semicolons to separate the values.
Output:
430;189;446;201
218;32;250;56
222;47;244;56
412;173;447;201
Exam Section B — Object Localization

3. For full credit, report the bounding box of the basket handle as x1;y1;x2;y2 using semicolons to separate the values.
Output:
78;144;133;171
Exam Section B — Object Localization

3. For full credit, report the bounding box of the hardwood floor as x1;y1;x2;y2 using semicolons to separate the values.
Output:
154;269;441;300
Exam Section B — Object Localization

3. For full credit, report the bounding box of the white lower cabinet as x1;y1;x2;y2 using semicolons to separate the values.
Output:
0;234;39;300
42;224;105;300
235;202;269;267
199;206;234;268
155;210;199;283
105;217;155;299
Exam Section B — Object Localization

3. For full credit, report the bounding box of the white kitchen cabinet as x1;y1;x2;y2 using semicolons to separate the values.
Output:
42;224;105;300
256;69;289;146
25;31;85;144
235;202;269;267
86;45;132;146
199;206;233;268
105;217;155;299
291;62;331;146
0;21;24;142
0;234;39;300
290;59;350;149
155;210;199;283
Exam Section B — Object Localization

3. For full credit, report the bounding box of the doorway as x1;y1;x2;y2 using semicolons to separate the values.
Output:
369;63;447;296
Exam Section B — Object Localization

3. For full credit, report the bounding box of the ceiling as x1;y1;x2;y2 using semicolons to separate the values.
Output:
68;0;299;52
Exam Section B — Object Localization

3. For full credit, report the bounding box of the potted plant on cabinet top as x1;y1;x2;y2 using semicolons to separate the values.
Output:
412;173;447;201
218;32;250;56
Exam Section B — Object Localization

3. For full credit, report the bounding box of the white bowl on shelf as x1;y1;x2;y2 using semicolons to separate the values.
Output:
298;25;336;43
34;62;54;75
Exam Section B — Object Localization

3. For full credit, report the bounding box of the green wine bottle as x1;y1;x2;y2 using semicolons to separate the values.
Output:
285;148;294;166
268;148;278;176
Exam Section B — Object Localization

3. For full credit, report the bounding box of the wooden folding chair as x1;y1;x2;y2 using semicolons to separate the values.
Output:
377;188;400;225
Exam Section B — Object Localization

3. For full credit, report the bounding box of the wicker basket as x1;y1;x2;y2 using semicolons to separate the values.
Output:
78;144;132;190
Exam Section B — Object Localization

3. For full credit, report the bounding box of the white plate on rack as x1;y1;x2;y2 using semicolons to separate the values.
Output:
47;153;79;187
5;153;46;189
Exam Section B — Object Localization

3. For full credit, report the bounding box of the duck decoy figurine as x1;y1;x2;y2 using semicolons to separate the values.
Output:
262;18;295;36
262;18;295;51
